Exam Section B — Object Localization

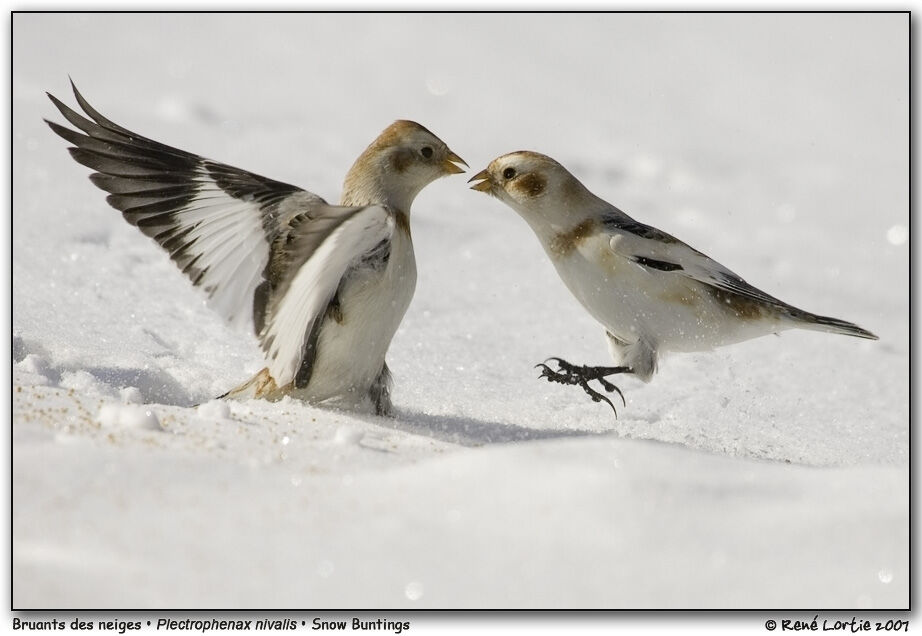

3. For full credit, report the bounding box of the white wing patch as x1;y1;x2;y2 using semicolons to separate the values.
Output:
262;205;395;387
174;174;272;330
607;226;788;308
45;84;317;335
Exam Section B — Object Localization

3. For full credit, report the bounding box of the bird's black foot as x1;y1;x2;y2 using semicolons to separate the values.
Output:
535;357;631;415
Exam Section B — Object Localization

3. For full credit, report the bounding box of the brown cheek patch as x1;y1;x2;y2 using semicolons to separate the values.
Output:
390;150;413;173
549;218;596;257
516;173;547;197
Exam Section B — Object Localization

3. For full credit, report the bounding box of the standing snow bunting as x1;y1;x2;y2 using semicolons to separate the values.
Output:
46;81;466;415
470;151;876;414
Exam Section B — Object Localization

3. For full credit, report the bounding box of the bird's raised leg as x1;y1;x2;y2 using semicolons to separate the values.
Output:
535;357;631;415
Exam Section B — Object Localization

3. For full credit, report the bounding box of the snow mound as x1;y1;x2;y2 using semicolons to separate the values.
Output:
97;404;161;431
196;399;231;421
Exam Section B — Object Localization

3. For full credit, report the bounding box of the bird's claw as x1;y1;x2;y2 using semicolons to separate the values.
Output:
579;379;618;415
535;356;628;415
597;377;626;407
542;357;578;374
535;360;579;386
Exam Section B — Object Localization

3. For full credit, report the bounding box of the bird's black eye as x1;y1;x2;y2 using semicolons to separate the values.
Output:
420;146;433;159
503;167;516;179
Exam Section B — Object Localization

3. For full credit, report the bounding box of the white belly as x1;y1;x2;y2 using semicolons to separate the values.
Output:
551;235;781;353
295;230;417;405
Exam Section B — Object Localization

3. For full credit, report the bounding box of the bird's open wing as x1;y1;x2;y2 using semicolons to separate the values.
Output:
45;80;322;332
603;214;793;311
260;205;395;388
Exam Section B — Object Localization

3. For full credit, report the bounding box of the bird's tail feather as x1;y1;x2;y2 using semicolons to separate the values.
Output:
795;312;879;340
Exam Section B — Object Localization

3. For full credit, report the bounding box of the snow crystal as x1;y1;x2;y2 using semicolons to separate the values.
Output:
156;96;193;123
334;426;364;445
54;431;84;445
404;581;424;601
60;371;107;396
425;74;452;97
196;400;231;421
96;404;161;431
119;387;143;404
18;354;50;379
628;155;662;180
886;224;908;246
316;561;335;579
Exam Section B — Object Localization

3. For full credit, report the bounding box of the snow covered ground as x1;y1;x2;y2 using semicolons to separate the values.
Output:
12;13;908;610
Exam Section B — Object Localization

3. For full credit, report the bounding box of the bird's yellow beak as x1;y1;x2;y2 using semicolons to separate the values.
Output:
442;151;467;175
468;169;493;193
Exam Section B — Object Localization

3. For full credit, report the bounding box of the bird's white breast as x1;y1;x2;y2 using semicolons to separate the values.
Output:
296;226;417;405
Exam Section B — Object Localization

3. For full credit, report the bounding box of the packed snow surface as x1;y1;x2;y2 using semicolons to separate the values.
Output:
12;13;907;608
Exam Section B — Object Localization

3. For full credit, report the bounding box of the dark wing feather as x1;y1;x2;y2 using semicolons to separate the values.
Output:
604;212;795;312
45;81;320;331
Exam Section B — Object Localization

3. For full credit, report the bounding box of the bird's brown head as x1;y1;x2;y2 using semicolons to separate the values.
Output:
342;120;466;210
468;151;595;225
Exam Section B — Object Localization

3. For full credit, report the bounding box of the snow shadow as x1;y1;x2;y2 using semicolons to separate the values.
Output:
14;335;197;407
386;410;604;447
13;334;49;365
83;366;197;407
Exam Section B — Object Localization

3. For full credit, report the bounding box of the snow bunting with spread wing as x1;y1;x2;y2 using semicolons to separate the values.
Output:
46;81;466;416
469;151;877;414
